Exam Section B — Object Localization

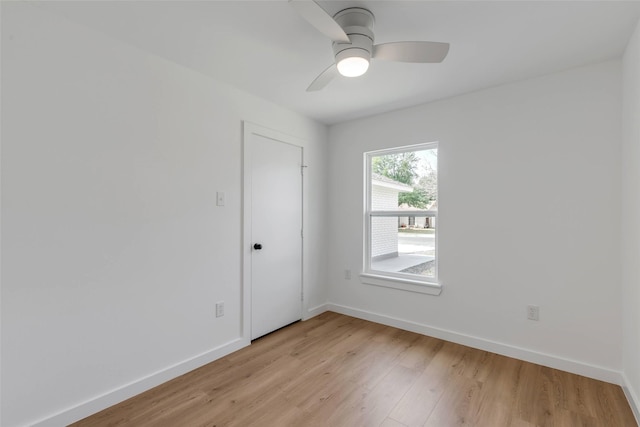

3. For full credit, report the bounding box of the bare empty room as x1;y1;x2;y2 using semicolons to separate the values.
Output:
2;1;640;426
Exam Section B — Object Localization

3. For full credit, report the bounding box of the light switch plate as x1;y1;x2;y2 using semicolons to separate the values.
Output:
216;191;225;206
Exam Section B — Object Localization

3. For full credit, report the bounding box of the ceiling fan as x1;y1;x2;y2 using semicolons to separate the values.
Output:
290;0;450;91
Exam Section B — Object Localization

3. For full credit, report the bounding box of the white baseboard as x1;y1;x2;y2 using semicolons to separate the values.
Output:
622;373;640;425
327;303;624;385
31;338;250;427
303;303;329;320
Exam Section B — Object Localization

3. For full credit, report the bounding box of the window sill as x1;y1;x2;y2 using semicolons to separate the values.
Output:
359;273;442;295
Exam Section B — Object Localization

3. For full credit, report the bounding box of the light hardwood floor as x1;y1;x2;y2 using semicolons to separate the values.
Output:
72;312;637;426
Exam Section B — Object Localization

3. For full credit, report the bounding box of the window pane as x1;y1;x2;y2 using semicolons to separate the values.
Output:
371;148;437;211
370;215;436;278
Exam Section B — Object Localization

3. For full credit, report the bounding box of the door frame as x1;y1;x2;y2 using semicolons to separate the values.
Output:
242;121;305;342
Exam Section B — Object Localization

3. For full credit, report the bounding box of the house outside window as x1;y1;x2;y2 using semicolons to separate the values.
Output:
362;143;441;295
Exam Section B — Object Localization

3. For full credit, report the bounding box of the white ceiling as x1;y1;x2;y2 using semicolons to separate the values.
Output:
34;1;640;125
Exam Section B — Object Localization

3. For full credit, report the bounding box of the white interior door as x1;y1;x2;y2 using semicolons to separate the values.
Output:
245;124;303;340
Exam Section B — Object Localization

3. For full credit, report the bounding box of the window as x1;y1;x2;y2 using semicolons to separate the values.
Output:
362;143;441;295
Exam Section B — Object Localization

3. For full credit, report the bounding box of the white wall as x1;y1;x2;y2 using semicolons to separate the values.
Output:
0;3;327;426
622;18;640;419
328;61;623;380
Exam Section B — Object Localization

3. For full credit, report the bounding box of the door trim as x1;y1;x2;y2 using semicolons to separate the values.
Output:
242;121;304;342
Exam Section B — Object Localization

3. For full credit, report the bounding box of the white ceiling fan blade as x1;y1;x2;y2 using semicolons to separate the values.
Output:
306;64;338;92
289;0;350;43
373;41;450;63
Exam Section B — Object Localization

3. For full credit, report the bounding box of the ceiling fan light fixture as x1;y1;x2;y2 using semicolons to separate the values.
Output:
335;48;370;77
337;56;369;77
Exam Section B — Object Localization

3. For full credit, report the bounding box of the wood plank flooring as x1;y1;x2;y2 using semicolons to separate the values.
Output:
72;312;637;427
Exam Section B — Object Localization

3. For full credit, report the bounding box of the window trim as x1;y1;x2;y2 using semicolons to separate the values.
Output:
363;142;441;295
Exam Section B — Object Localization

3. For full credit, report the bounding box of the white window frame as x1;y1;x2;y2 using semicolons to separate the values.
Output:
361;142;442;295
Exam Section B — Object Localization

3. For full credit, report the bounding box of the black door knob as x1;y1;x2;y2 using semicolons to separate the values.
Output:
253;243;262;250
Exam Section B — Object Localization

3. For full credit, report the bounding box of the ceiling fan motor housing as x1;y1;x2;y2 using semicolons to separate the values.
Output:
332;8;375;65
